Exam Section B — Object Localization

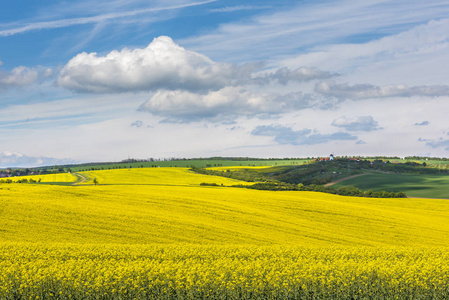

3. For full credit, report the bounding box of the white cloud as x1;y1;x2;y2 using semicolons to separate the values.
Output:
315;81;449;99
0;66;39;88
58;36;255;93
139;87;271;121
138;87;338;122
331;116;381;132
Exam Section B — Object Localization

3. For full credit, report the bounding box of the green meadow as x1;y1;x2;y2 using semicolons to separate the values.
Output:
333;172;449;199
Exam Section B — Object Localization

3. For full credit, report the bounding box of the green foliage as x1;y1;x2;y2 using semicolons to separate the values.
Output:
200;182;219;186
191;160;408;198
230;180;406;198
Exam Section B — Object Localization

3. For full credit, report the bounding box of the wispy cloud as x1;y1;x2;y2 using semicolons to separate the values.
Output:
0;93;144;129
210;6;270;13
254;67;337;85
315;81;449;99
331;116;382;132
182;1;449;62
0;0;217;37
251;124;358;146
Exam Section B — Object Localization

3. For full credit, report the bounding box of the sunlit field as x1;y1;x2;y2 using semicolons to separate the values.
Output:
1;244;448;299
0;172;77;183
1;168;449;299
78;167;249;186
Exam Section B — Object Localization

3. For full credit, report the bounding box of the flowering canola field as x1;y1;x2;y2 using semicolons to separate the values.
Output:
1;172;77;183
1;167;449;299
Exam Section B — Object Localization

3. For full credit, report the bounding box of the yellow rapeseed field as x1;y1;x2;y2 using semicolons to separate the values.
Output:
0;172;77;183
1;244;448;299
1;167;449;299
78;167;249;186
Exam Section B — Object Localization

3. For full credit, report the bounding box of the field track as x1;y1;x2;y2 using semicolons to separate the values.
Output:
72;172;87;185
324;173;368;187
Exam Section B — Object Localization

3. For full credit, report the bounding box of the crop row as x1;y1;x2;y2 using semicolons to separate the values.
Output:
1;244;448;299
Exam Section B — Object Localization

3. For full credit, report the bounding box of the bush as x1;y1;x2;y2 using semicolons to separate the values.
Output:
336;186;363;197
200;182;219;186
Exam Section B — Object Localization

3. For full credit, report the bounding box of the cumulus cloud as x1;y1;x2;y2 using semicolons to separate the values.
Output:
58;36;256;93
315;81;449;99
414;121;429;126
138;87;338;122
0;66;41;89
0;151;76;168
251;124;357;145
255;67;336;85
331;116;381;132
139;87;270;121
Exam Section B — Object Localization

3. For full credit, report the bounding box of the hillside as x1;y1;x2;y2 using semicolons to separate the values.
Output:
332;172;449;199
1;168;449;246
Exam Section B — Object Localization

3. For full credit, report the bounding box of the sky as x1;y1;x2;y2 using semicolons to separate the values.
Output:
1;0;449;167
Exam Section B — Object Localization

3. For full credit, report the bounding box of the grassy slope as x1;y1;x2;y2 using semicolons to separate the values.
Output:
332;172;449;198
1;168;449;246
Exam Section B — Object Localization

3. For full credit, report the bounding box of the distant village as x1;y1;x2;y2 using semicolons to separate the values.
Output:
0;167;66;178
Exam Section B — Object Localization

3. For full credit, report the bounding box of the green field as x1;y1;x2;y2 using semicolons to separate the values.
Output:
392;158;449;167
332;172;449;198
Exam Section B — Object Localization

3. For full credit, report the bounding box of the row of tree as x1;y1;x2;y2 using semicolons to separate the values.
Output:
231;182;406;198
0;178;41;184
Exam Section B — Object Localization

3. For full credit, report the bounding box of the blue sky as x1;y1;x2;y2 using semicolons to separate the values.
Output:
1;0;449;167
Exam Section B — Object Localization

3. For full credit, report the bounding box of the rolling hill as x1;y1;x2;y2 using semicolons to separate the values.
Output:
1;167;449;299
1;168;449;246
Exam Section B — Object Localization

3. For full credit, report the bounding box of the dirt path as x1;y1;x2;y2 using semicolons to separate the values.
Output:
72;173;87;185
324;174;368;187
